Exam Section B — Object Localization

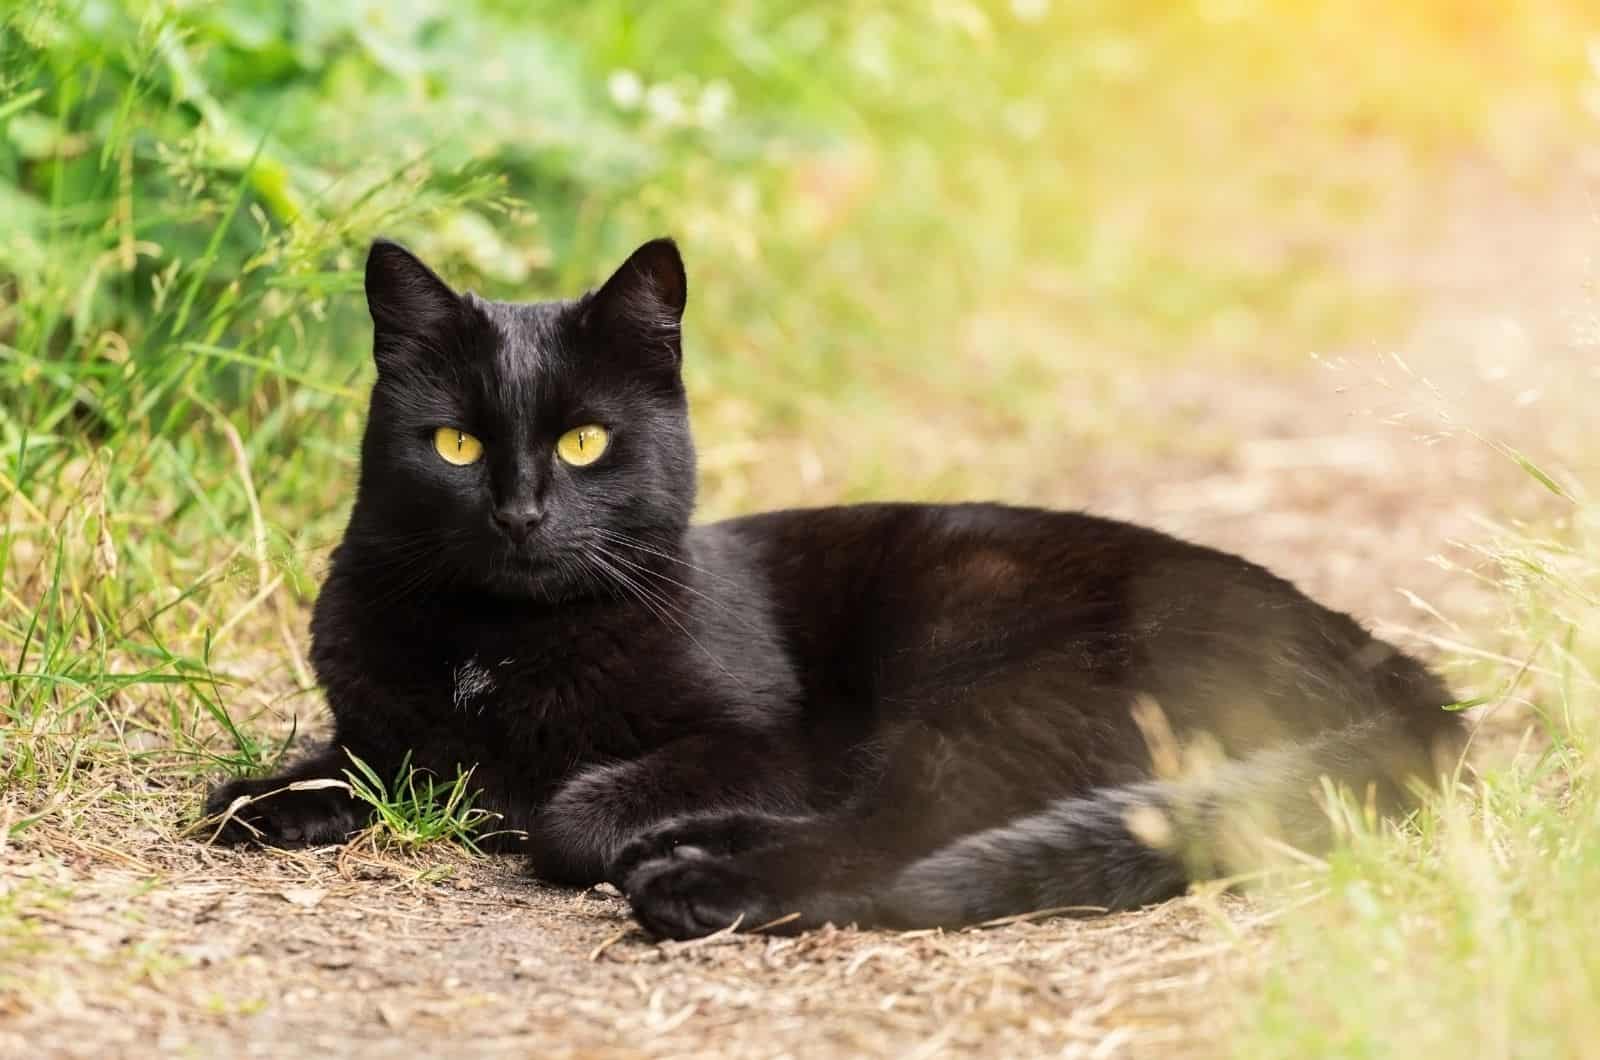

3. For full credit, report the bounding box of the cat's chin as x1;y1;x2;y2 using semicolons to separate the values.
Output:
478;555;586;604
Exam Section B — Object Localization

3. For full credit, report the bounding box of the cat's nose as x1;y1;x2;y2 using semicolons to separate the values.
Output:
492;504;545;540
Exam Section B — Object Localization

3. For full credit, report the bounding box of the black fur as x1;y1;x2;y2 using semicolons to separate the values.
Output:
204;239;1465;938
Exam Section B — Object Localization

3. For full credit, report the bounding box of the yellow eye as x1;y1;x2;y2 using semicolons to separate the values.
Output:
556;424;609;467
433;428;483;466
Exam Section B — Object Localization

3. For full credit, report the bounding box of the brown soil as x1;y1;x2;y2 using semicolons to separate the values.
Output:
5;159;1595;1059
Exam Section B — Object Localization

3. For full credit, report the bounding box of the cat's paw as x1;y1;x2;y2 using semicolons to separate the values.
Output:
201;776;361;847
607;811;791;885
623;854;790;940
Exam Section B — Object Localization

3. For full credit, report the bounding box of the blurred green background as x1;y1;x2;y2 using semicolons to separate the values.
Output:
6;1;1596;538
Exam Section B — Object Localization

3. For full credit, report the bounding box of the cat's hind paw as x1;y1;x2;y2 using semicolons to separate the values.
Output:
623;853;792;940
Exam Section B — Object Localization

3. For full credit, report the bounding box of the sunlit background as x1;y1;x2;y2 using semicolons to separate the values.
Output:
8;2;1597;518
4;1;1600;1055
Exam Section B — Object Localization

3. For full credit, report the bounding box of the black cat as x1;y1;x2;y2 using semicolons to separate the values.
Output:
204;238;1464;938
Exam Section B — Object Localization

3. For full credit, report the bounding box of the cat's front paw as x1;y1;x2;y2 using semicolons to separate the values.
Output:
201;775;361;847
607;811;791;886
623;854;790;940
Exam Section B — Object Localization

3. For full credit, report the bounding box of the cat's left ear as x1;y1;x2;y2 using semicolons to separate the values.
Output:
583;238;687;368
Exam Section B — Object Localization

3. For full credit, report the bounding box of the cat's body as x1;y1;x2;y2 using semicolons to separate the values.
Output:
206;239;1463;938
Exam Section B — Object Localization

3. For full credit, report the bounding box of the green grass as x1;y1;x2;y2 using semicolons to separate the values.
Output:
1231;488;1600;1057
3;0;1600;1054
343;752;501;854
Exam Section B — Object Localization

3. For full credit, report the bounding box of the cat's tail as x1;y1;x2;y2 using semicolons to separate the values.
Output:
874;711;1462;928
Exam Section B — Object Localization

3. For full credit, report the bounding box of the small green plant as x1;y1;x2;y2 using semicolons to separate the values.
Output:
341;750;501;854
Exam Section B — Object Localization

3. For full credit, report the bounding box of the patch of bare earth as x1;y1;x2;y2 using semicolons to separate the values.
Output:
5;158;1596;1058
4;821;1264;1059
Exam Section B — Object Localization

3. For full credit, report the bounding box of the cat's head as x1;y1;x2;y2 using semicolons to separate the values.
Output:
346;238;697;603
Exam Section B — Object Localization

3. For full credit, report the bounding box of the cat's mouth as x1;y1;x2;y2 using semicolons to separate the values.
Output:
493;545;591;593
478;551;574;602
500;549;558;575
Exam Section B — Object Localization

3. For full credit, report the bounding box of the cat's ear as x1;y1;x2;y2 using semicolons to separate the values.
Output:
583;238;687;368
365;240;463;374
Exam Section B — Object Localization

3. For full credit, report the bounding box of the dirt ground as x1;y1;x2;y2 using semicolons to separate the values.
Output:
4;159;1596;1059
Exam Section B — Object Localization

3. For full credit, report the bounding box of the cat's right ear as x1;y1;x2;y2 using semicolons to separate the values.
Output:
365;240;462;374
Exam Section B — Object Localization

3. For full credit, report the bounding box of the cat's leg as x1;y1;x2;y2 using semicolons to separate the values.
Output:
623;801;1183;939
620;728;1078;938
528;734;807;888
201;745;364;846
623;713;1459;937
